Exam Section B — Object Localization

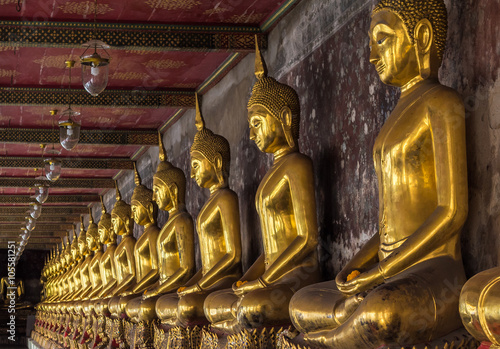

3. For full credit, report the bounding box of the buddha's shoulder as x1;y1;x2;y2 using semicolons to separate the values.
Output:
282;152;313;169
214;187;239;205
173;211;194;227
425;83;464;107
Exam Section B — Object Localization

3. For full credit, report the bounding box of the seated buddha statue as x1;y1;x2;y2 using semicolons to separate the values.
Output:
87;208;104;300
107;181;137;319
459;266;500;347
289;1;468;347
97;196;117;299
0;277;24;304
62;228;83;302
126;132;195;324
204;39;321;334
124;162;162;322
73;216;93;301
156;95;242;327
92;198;116;349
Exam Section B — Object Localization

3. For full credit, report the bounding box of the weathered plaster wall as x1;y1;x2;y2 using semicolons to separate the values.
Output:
90;0;500;279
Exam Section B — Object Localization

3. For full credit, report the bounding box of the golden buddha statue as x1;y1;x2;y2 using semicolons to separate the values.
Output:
62;227;82;302
1;277;24;304
97;196;117;299
459;266;500;347
204;39;321;334
156;95;242;327
73;216;93;301
125;133;196;327
124;162;161;323
87;207;104;299
288;1;468;347
91;198;116;349
107;181;136;320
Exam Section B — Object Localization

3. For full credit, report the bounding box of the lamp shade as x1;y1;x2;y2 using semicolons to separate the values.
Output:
59;108;81;151
26;219;36;231
44;158;62;182
19;228;30;240
34;183;50;204
29;202;42;219
81;40;110;97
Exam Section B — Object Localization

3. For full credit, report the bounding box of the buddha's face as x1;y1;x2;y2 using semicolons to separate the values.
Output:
369;10;419;87
153;180;172;211
248;105;286;153
190;151;218;189
78;238;87;255
111;214;126;236
98;224;109;244
86;233;97;251
131;201;149;225
71;245;79;261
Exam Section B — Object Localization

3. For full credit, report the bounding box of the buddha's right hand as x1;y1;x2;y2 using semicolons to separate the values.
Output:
232;280;248;292
142;289;157;300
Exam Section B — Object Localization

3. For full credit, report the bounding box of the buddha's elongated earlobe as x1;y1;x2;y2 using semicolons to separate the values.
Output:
415;18;433;80
280;106;295;148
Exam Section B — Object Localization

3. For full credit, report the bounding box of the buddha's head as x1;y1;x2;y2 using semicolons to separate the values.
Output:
190;94;230;190
111;181;133;236
370;0;448;87
153;132;186;212
86;208;100;252
248;37;300;154
97;196;114;245
78;216;89;256
131;162;158;226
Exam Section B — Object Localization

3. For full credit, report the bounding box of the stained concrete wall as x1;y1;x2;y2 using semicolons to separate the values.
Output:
89;0;500;280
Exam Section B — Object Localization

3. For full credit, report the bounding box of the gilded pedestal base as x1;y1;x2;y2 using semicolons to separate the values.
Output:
107;318;128;349
123;320;154;349
152;322;203;349
277;328;480;349
198;327;288;349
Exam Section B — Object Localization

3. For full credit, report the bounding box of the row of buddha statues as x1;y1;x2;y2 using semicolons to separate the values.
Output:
32;0;500;348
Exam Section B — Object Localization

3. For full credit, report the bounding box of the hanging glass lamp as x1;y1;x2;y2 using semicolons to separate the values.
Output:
29;202;42;219
34;183;50;204
44;149;62;182
80;40;110;96
58;107;81;151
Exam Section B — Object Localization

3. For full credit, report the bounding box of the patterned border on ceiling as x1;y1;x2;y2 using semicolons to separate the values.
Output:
0;128;158;145
0;157;134;170
0;87;195;108
0;22;267;52
0;195;100;203
0;178;115;188
0;216;79;222
0;224;74;230
1;206;88;215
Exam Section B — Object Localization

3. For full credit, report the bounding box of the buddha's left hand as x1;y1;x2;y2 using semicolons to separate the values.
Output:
234;279;265;296
337;266;384;296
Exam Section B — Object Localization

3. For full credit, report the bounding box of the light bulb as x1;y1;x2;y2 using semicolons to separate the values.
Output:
91;66;99;76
